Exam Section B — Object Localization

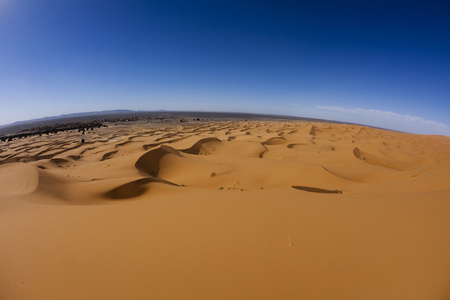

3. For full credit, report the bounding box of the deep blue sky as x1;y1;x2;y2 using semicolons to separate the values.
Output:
1;0;449;135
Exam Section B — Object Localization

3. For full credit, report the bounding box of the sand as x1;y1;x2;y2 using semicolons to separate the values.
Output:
1;120;449;299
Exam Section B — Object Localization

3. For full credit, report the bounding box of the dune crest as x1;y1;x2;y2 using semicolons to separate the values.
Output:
180;137;221;154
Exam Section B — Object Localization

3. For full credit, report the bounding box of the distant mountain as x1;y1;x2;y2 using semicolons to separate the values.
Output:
1;109;135;128
0;110;139;136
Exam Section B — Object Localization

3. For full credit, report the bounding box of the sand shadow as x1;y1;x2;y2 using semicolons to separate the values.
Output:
105;177;179;199
292;185;342;194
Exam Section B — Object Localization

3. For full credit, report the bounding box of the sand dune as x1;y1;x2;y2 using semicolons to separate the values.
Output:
353;146;410;170
0;163;39;195
1;120;450;299
135;145;182;177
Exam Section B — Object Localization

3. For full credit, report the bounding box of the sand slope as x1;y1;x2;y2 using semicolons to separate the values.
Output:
1;121;450;299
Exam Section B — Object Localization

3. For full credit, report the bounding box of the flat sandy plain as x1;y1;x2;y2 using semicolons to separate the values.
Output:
1;120;450;299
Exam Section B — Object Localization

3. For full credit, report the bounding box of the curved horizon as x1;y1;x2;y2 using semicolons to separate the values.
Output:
0;0;449;136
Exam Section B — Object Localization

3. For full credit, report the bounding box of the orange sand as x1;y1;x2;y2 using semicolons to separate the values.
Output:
1;121;450;299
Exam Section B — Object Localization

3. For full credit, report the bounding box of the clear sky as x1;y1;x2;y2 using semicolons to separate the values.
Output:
1;0;449;135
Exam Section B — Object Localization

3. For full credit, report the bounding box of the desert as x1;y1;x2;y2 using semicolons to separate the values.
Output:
1;118;450;299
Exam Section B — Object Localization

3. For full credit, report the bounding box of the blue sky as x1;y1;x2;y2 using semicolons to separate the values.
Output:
1;0;449;135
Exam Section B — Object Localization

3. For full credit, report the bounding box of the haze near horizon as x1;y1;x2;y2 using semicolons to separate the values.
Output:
0;0;449;135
